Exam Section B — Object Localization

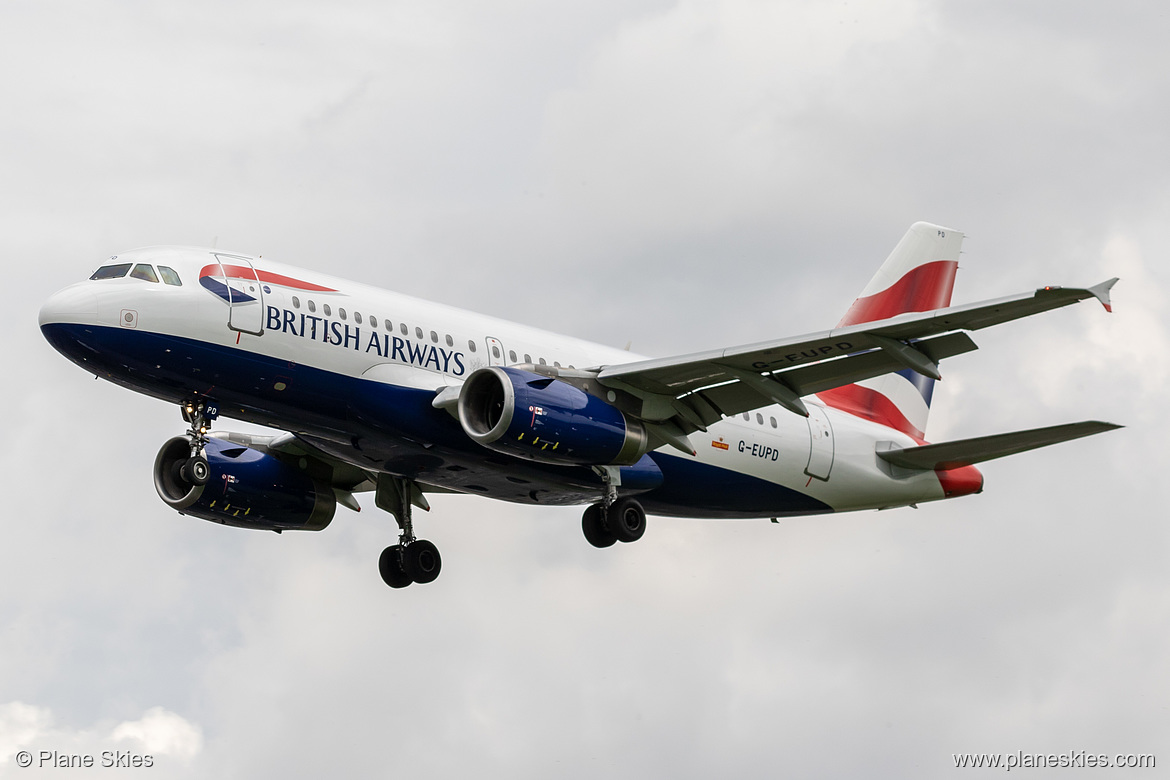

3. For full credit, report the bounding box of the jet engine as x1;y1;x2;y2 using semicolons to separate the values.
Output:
153;436;335;531
457;366;650;466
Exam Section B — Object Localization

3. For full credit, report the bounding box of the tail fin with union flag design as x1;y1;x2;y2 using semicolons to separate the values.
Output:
816;222;963;442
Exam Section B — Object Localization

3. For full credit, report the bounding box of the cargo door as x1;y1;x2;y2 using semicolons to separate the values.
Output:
805;404;835;481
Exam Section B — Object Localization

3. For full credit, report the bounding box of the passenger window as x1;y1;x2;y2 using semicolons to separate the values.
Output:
415;327;423;339
130;264;159;283
90;263;132;280
445;334;453;347
742;413;750;421
492;346;501;358
524;354;531;363
430;330;438;343
509;350;517;362
401;323;408;336
323;304;331;316
339;308;347;321
756;413;764;425
308;300;316;313
467;340;477;352
370;316;378;328
770;417;777;428
292;296;301;309
554;361;561;368
538;357;546;365
158;266;182;286
355;312;362;325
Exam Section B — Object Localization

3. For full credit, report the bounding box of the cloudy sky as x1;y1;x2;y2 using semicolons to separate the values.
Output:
2;0;1167;776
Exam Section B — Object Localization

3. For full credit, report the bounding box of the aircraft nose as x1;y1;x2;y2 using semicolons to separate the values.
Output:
39;283;98;327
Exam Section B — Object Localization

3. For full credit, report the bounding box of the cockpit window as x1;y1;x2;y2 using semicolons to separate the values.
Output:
158;266;182;286
130;264;159;283
90;263;132;280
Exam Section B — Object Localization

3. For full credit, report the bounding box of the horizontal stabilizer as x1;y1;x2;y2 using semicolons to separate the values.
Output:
877;421;1122;471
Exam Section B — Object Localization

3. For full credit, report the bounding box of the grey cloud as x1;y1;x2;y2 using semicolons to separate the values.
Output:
2;1;1166;778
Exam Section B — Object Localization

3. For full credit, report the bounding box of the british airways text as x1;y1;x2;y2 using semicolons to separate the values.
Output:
266;306;466;375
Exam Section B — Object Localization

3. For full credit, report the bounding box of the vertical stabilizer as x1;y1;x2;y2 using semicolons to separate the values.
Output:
817;222;963;441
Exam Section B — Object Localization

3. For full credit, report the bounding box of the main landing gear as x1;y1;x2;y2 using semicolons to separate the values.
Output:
375;475;442;589
581;468;647;548
176;399;219;487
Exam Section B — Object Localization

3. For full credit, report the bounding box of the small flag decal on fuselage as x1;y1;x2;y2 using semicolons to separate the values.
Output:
712;438;729;450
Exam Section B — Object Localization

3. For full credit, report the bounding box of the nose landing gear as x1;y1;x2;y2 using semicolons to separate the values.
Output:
178;399;219;486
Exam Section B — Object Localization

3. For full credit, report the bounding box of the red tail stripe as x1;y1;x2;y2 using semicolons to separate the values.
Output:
816;385;926;442
839;260;958;326
199;264;337;293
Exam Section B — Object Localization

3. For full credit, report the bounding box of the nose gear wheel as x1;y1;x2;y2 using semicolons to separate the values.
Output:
176;399;219;488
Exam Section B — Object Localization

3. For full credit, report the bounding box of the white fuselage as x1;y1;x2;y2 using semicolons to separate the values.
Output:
40;246;952;518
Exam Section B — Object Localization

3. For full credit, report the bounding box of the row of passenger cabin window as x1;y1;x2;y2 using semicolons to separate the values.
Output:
90;263;183;286
742;411;780;429
287;294;572;368
505;349;569;369
290;295;458;347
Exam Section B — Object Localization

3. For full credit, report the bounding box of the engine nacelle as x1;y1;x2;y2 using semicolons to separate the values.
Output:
153;437;335;531
457;366;649;466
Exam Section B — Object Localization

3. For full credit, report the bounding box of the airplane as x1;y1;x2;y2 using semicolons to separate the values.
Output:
39;222;1120;588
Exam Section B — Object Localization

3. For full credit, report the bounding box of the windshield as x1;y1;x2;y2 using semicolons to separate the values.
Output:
90;263;132;280
89;262;183;286
130;264;159;283
158;266;182;286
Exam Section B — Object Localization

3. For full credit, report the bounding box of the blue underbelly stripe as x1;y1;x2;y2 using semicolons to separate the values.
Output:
41;322;831;518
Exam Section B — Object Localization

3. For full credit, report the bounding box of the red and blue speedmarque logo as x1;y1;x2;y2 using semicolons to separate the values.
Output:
198;263;337;304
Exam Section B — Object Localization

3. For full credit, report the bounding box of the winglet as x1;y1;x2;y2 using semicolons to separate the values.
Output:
1088;277;1119;312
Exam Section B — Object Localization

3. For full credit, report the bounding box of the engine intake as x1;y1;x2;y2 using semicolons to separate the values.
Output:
457;366;649;466
153;436;335;531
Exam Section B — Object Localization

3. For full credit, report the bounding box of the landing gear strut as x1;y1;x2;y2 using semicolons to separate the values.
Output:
376;474;442;588
178;399;218;486
582;466;647;548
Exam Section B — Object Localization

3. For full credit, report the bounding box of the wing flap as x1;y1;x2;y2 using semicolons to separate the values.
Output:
876;421;1122;471
694;332;978;419
783;331;977;397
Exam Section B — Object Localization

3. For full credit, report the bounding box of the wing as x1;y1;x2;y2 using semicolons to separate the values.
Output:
564;279;1118;452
